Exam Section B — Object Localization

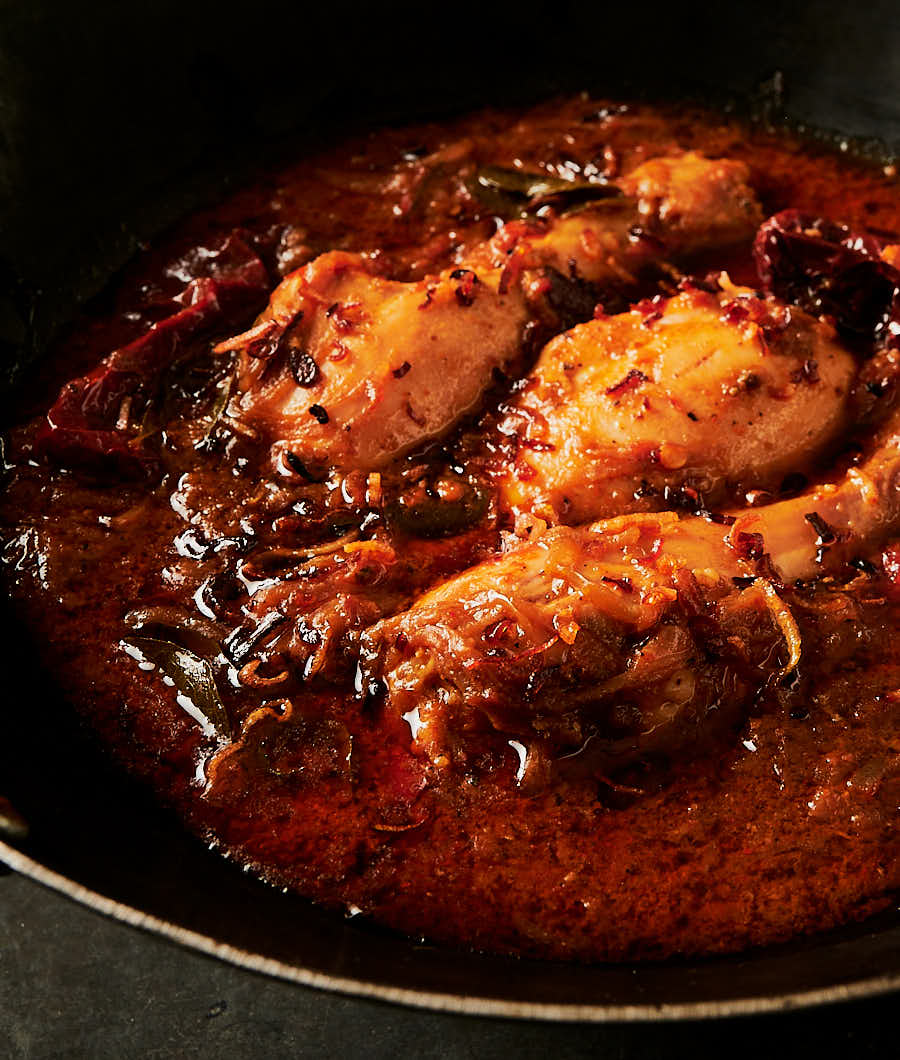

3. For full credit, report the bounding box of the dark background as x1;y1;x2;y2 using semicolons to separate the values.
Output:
3;0;900;1054
2;871;899;1059
4;0;900;378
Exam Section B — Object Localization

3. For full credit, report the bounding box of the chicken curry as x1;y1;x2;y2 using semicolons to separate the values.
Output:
3;97;900;960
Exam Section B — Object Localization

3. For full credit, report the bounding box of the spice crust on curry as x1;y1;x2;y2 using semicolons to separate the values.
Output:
4;97;900;961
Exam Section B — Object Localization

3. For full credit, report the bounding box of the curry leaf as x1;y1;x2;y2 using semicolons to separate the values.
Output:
387;472;489;539
125;636;231;738
468;166;628;218
195;371;236;450
477;166;582;199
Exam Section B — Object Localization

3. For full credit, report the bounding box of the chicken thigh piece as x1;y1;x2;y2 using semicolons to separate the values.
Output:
618;152;763;257
364;390;900;773
486;151;762;286
361;511;790;773
223;155;761;474
499;283;857;524
730;392;900;583
224;251;530;475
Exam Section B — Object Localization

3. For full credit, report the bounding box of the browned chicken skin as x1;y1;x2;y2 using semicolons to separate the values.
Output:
226;251;528;474
362;512;793;774
618;152;763;256
482;150;762;282
731;394;900;582
223;154;761;474
499;282;856;524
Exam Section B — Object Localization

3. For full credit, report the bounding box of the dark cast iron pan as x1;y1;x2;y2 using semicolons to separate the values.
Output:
3;0;900;1020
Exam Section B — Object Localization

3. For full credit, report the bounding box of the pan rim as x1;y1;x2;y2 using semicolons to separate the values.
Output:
4;840;900;1022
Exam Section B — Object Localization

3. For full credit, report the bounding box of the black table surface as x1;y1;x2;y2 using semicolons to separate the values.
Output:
2;869;898;1059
